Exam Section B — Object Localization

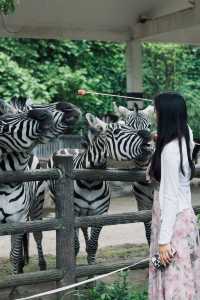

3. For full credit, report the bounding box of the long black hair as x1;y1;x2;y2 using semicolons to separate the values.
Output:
149;92;194;182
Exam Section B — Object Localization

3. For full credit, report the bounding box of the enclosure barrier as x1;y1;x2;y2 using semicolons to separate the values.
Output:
0;156;200;299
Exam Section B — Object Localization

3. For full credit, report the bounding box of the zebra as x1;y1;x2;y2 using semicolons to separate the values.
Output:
113;103;155;246
7;98;153;267
0;98;81;274
47;112;153;264
0;106;54;274
8;97;82;271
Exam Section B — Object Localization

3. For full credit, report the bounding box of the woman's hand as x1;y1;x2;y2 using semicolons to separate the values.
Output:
159;244;173;266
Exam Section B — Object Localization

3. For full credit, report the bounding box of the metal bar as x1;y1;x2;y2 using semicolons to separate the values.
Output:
78;89;153;102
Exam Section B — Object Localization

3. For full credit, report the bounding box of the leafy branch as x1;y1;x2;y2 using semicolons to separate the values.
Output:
0;0;16;15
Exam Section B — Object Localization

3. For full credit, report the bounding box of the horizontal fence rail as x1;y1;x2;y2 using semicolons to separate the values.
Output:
0;258;149;289
0;168;61;184
1;206;199;236
72;165;200;181
0;270;64;289
75;205;200;228
0;218;62;236
76;258;149;278
0;164;200;185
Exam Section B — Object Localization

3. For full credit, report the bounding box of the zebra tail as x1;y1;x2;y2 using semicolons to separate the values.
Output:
23;233;30;265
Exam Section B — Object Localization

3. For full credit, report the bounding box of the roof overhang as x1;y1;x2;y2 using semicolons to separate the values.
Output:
0;0;199;44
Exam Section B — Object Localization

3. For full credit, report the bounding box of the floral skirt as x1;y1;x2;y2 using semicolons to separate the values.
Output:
149;190;200;300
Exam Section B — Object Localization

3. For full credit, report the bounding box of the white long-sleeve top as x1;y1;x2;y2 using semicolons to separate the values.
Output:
158;128;195;245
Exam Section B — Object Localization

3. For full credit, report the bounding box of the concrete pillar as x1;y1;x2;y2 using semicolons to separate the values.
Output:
126;40;143;109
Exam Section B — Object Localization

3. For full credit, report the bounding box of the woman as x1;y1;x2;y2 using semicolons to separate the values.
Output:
148;92;200;299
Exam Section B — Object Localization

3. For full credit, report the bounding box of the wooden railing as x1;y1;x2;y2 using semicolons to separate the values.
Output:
0;156;200;299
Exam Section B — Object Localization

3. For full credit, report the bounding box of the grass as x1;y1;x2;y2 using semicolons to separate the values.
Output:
0;243;149;277
0;243;149;299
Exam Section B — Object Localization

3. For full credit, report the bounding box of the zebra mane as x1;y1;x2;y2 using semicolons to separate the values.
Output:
134;103;139;114
10;96;32;112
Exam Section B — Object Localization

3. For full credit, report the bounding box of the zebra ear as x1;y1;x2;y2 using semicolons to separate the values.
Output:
142;105;154;117
118;106;131;119
134;103;139;114
0;98;16;115
113;102;120;116
85;113;106;132
10;96;31;112
85;113;97;127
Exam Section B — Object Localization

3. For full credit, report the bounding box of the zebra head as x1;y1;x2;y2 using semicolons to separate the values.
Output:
117;104;152;130
106;123;153;163
0;109;55;154
84;113;107;168
85;113;153;164
10;97;82;136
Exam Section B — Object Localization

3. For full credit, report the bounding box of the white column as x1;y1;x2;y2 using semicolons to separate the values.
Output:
126;40;143;109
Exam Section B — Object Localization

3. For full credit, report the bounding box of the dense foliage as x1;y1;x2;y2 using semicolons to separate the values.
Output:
143;43;200;139
76;272;147;300
0;38;200;137
0;39;126;117
0;0;16;14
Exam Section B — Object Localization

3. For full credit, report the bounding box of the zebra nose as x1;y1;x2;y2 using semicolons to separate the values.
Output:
56;102;82;124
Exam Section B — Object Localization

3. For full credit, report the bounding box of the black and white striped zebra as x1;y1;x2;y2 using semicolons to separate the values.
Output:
0;98;81;274
47;113;153;264
113;104;155;246
8;97;81;271
0;106;54;274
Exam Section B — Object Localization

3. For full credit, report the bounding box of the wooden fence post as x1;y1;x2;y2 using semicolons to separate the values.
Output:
54;154;76;300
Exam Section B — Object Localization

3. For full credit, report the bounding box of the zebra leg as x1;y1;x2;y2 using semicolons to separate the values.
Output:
30;180;47;270
32;231;47;270
75;228;80;257
10;233;24;274
136;199;152;246
81;226;89;246
81;227;90;257
87;226;103;265
132;182;153;246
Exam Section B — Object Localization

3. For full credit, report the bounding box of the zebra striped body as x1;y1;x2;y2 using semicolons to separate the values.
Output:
48;146;110;264
0;99;81;274
126;111;154;245
115;104;154;246
47;113;153;264
0;108;55;273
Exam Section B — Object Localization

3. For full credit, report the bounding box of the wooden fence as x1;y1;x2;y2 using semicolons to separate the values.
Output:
0;156;200;299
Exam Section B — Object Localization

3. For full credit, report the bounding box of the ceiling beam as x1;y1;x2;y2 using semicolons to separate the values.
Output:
0;24;131;42
133;1;200;40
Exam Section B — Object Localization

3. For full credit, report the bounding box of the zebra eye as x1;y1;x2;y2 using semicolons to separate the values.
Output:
97;125;103;132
